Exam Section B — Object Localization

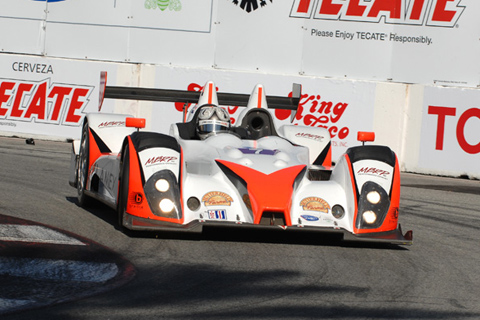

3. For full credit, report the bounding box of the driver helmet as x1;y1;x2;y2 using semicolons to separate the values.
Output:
196;105;230;140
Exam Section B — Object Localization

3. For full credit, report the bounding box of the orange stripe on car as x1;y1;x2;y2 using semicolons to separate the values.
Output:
257;86;263;108
217;160;305;226
323;145;332;167
208;82;213;104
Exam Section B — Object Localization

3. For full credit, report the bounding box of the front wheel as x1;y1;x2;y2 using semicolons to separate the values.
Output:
117;143;130;229
77;120;92;207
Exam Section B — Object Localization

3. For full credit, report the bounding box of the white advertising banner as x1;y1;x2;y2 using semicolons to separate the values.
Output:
1;0;478;87
0;54;116;140
419;86;480;177
216;0;479;87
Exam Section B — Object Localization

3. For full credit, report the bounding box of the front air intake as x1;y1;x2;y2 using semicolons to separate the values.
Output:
260;212;286;226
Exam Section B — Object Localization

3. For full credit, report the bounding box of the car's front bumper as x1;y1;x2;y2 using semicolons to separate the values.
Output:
123;213;413;245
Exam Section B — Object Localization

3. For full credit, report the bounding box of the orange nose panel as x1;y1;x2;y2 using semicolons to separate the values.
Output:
217;160;306;226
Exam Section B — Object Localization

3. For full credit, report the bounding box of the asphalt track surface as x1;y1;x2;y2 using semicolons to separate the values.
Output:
0;136;479;319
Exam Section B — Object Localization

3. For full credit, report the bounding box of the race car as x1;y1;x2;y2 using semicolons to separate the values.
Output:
68;75;413;245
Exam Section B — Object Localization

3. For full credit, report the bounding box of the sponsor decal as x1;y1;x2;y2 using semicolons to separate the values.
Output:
0;121;16;127
98;121;125;129
0;78;92;126
144;0;182;11
428;106;480;155
229;0;274;13
275;92;350;143
12;62;53;74
393;207;399;219
238;147;279;155
290;0;466;27
100;170;116;193
128;192;145;210
207;209;227;220
132;193;144;204
300;197;330;213
300;214;319;221
295;132;324;141
310;29;433;46
356;167;390;178
144;156;178;167
322;217;334;223
202;191;233;206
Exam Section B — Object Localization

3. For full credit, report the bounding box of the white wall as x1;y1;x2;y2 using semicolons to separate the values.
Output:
1;0;478;86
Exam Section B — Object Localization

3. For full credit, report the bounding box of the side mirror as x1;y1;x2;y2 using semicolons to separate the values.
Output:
126;117;146;131
357;131;375;146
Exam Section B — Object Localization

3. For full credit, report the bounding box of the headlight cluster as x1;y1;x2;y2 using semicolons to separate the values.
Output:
144;170;182;219
356;181;390;229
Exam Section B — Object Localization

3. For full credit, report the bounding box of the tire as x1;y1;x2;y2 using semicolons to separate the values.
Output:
77;120;92;207
117;143;130;229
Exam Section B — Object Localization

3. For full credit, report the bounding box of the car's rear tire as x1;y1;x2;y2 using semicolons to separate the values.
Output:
77;120;92;207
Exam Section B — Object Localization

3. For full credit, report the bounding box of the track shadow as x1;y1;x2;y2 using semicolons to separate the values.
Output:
6;261;479;320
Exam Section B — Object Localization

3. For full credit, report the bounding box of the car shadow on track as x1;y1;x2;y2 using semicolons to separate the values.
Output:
66;196;407;251
66;196;118;227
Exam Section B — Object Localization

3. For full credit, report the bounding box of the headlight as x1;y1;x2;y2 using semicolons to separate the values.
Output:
356;181;390;229
144;170;182;219
159;199;175;213
366;191;381;204
187;197;201;211
362;210;377;224
332;205;345;219
155;179;170;192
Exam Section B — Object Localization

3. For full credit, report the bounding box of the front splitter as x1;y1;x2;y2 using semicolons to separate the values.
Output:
124;213;413;245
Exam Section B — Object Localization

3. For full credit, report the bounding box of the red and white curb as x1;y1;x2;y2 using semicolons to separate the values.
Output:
0;215;135;315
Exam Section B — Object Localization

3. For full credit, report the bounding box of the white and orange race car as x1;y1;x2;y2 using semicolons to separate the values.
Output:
69;76;412;245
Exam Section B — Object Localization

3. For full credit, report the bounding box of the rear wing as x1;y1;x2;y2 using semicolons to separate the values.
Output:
99;72;302;111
